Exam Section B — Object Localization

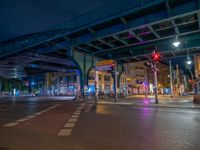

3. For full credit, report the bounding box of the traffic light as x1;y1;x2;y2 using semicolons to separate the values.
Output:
151;50;160;63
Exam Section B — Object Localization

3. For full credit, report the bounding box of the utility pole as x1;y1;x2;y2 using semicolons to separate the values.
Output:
169;60;174;98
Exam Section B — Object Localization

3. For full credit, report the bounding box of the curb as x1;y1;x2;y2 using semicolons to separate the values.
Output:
134;103;200;109
91;101;200;109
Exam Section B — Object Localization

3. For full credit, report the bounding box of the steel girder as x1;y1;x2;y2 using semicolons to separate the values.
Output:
0;0;198;59
0;0;198;78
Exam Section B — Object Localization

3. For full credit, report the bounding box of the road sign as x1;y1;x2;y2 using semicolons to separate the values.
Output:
96;60;114;67
96;65;114;71
96;60;115;71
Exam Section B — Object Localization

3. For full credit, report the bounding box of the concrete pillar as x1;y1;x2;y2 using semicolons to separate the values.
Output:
57;75;60;96
169;60;174;98
114;61;118;102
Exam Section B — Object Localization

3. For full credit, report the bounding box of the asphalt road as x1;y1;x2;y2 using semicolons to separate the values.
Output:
0;97;200;150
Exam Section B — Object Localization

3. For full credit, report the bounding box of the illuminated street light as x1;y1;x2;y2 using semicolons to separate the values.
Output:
173;41;180;47
173;36;180;47
187;60;192;65
185;56;194;95
187;57;192;65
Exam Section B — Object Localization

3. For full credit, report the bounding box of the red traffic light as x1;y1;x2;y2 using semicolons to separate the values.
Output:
151;50;160;62
154;54;158;59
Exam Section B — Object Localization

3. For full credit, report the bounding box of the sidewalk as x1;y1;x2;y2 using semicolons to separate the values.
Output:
92;95;200;109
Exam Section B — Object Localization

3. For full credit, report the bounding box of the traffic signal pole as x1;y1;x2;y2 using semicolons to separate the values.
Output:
151;50;160;104
153;63;159;103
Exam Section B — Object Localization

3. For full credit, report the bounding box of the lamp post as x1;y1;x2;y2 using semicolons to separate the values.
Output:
186;56;194;95
169;60;174;98
172;36;180;48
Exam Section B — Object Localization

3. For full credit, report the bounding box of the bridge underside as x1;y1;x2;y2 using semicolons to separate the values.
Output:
0;0;199;78
0;51;78;78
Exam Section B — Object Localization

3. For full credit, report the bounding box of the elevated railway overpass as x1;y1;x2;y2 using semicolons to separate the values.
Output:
0;0;200;94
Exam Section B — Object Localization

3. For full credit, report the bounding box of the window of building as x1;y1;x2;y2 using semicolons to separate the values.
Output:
104;75;110;81
88;73;94;80
99;74;102;80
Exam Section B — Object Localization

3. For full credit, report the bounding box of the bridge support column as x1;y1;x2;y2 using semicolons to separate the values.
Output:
114;61;118;102
117;64;125;91
72;51;96;100
111;63;124;100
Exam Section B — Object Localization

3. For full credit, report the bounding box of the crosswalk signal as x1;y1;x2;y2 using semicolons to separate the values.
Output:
151;50;160;63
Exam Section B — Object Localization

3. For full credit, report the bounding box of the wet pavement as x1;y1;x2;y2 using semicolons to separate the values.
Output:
0;96;200;150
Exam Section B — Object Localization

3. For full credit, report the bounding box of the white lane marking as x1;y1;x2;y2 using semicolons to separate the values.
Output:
71;115;79;118
41;104;60;112
26;115;36;119
40;110;48;113
64;122;75;128
17;118;28;122
57;104;84;137
2;104;60;127
73;112;80;115
35;112;42;115
57;129;72;136
3;122;19;127
50;104;60;109
75;110;81;113
68;118;77;122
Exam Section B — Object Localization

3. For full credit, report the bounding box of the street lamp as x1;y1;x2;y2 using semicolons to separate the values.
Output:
186;56;192;65
172;36;180;47
185;56;194;95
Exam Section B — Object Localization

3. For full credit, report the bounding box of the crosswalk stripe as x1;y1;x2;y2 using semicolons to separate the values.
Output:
68;118;77;122
64;122;75;128
57;129;72;136
75;110;81;113
71;115;79;118
73;112;80;115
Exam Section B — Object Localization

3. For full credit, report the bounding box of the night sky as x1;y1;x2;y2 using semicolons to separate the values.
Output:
0;0;114;42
